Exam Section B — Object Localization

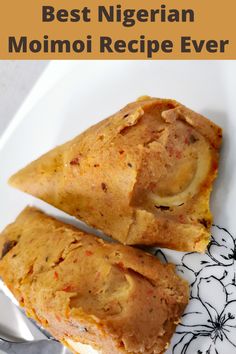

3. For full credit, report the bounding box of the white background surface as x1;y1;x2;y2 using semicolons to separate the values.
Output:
0;61;48;135
0;60;235;353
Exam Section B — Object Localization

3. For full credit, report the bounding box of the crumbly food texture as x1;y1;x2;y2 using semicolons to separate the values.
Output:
0;207;189;354
9;97;222;252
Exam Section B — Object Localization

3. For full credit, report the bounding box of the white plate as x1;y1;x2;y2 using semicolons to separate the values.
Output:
0;60;236;354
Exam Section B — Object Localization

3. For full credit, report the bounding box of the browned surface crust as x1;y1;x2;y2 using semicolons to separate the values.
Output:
0;207;189;354
9;97;222;252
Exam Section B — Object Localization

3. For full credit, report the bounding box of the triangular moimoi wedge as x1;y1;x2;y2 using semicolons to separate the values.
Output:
0;207;189;354
9;97;222;252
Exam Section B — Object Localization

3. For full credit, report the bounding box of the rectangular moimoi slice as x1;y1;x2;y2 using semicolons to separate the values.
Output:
9;97;222;252
0;207;188;354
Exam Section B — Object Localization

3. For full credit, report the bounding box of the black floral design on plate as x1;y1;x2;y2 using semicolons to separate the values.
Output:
173;276;236;353
160;225;236;354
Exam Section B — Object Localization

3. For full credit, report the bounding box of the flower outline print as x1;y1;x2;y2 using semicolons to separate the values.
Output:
160;226;236;354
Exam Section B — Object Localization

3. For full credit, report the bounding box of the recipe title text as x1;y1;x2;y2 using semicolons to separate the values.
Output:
8;5;230;58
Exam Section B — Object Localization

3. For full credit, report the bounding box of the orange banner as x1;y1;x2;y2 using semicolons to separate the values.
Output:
0;0;235;59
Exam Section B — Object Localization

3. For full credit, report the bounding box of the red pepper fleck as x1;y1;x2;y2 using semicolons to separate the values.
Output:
119;341;125;348
85;250;93;256
147;289;154;296
175;150;182;159
70;156;81;166
184;137;190;145
212;161;218;171
117;262;125;271
54;271;59;280
28;267;34;275
62;285;74;292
